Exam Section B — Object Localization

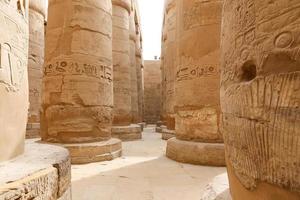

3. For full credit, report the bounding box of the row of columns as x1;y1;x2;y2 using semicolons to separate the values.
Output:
160;0;300;199
1;0;144;165
0;1;71;199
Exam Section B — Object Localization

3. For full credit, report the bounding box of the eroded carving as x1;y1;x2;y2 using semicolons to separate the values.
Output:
221;0;300;193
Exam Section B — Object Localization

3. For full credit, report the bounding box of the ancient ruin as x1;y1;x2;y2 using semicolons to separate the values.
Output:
166;0;225;166
26;0;47;138
160;0;177;140
0;0;299;199
221;0;300;199
144;60;161;124
41;0;122;164
0;1;71;199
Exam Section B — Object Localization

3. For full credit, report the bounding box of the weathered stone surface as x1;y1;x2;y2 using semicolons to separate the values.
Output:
0;140;71;200
201;173;231;200
0;0;29;161
162;0;177;131
221;0;300;199
63;138;122;164
175;0;223;143
112;124;142;141
112;0;132;126
166;138;225;166
144;60;162;124
27;0;47;138
136;34;143;123
166;0;225;166
41;0;122;164
129;5;139;124
161;128;175;140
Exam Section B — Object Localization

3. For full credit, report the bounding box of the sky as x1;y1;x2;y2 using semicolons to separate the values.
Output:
138;0;164;60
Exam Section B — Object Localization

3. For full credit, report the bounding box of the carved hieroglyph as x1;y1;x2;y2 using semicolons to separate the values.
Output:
27;0;47;137
41;0;114;143
221;0;300;194
129;4;139;124
112;0;132;126
163;0;177;130
0;0;29;161
175;0;223;143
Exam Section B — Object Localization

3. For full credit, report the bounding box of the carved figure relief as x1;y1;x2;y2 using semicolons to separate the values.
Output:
221;0;300;193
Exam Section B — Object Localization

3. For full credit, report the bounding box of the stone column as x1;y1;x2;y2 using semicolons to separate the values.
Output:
221;0;300;199
0;1;71;199
41;0;122;164
157;16;167;133
161;0;177;140
111;0;141;141
135;27;144;127
0;0;29;162
129;6;140;125
166;0;225;166
26;0;47;138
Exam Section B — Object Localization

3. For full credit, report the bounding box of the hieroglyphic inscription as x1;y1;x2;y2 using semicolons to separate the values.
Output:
183;0;222;30
44;61;112;82
176;63;217;81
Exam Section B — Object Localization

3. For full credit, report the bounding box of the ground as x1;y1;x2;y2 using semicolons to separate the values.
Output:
71;126;226;200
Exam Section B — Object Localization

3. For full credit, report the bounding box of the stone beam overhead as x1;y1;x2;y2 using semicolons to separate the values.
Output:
166;0;225;166
221;0;300;199
0;0;29;161
41;0;122;164
27;0;47;138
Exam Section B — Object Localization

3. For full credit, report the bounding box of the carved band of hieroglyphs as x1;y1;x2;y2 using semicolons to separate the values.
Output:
44;61;112;82
176;64;217;81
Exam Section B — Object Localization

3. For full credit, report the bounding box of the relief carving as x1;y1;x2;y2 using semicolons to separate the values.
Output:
221;0;300;193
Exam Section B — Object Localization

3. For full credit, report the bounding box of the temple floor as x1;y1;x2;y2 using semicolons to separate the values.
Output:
71;125;226;200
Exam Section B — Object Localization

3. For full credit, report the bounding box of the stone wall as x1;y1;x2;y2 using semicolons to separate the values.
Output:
144;60;161;124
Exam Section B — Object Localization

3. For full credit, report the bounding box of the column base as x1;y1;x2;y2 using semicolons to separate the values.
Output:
137;122;146;131
26;123;40;138
0;140;71;200
62;138;122;164
156;125;166;133
166;138;226;166
161;128;175;140
112;124;142;141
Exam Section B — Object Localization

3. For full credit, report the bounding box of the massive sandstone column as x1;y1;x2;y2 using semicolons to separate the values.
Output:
221;0;300;199
161;0;177;140
129;4;140;125
0;2;71;199
157;16;167;133
135;26;144;125
111;0;141;141
41;0;122;164
26;0;47;138
166;0;225;166
0;0;29;162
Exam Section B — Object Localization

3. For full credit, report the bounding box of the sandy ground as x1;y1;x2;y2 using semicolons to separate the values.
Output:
71;126;226;200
